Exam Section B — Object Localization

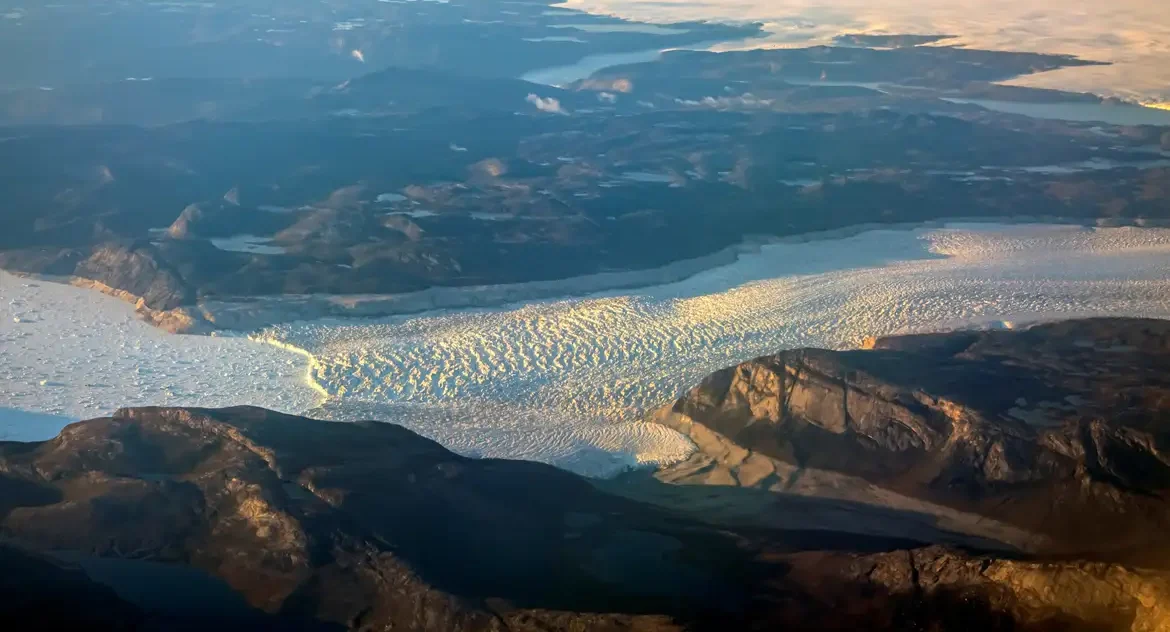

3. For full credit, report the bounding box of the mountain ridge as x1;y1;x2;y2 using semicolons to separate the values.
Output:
644;318;1170;569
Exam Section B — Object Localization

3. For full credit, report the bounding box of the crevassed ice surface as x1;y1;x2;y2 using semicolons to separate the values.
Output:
0;273;324;441
254;224;1170;477
6;224;1170;477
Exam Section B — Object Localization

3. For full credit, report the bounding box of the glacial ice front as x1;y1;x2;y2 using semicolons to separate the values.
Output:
6;224;1170;477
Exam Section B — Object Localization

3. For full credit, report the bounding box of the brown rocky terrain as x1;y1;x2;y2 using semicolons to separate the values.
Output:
645;318;1170;571
0;406;744;631
1;387;1169;629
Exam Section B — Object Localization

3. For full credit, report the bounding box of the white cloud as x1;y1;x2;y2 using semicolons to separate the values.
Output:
350;49;365;63
526;93;569;115
675;93;774;109
598;92;618;103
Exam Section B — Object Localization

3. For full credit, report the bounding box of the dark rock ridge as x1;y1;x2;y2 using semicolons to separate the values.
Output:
0;406;743;631
649;318;1170;569
0;542;324;630
2;401;1170;629
0;544;147;630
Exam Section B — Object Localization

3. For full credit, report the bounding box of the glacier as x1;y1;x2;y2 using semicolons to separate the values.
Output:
6;223;1170;477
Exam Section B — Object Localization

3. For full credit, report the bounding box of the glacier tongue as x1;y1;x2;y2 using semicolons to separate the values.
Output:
7;223;1170;478
265;224;1170;477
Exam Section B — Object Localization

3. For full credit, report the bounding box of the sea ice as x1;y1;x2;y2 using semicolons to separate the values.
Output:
0;271;322;441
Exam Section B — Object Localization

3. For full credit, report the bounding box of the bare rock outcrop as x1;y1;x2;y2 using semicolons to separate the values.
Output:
167;204;206;240
762;545;1170;631
73;242;195;311
650;318;1170;567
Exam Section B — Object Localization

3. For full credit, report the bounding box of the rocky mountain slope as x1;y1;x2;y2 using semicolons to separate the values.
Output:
646;318;1170;570
0;406;746;630
2;391;1170;630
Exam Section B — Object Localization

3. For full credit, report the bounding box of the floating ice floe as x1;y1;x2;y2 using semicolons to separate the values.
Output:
0;270;322;442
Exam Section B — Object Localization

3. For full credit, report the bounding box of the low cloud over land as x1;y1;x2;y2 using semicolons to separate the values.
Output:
526;93;569;114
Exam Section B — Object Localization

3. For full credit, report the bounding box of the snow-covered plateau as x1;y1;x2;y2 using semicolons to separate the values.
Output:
6;223;1170;477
